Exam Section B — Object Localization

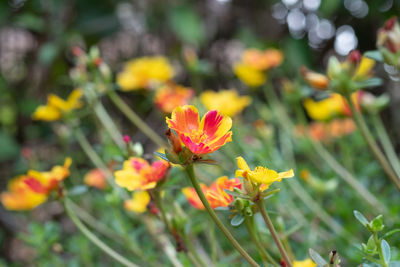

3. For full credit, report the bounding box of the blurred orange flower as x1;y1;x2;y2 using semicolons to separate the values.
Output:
182;176;241;210
166;105;232;155
154;84;194;113
114;157;169;191
1;158;71;210
84;168;107;190
242;48;283;70
1;175;47;210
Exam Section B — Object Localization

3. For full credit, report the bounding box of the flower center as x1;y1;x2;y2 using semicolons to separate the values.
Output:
190;129;208;143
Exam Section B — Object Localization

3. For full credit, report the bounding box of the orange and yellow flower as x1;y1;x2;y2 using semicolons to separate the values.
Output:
182;176;241;210
234;48;283;87
32;89;83;121
84;168;107;190
116;56;174;91
1;175;48;210
154;84;194;113
293;259;317;267
166;105;232;155
124;191;151;213
200;89;251;117
1;158;71;210
235;157;294;191
114;157;169;191
242;48;283;70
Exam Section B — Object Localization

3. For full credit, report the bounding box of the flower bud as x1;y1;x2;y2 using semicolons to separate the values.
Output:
166;129;182;153
234;198;244;210
300;66;329;90
348;50;361;64
327;56;342;80
329;250;340;265
377;16;400;53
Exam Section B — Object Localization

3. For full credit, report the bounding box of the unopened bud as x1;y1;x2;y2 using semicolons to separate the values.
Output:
329;250;340;265
123;135;131;144
166;129;182;153
234;198;244;210
72;46;84;57
300;66;329;90
93;57;103;67
348;50;361;64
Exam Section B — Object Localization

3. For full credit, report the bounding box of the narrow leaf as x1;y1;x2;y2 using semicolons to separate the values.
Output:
381;239;391;264
383;229;400;239
364;50;383;62
231;214;245;226
154;152;169;161
224;189;250;199
354;210;369;226
309;248;328;266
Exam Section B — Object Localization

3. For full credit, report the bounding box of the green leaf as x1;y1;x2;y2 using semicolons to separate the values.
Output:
230;214;244;227
364;50;383;62
68;185;88;196
260;188;280;199
356;78;383;89
354;210;369;226
0;131;19;162
224;189;250;199
381;239;391;264
154;152;169;162
389;261;400;267
309;248;328;267
383;229;400;239
167;6;205;46
214;206;230;211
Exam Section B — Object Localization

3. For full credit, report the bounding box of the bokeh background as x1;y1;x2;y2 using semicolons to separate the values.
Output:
1;0;400;265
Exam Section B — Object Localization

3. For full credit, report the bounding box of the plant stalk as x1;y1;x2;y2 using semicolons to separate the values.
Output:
244;215;279;267
256;200;293;267
107;90;166;147
185;164;260;267
64;198;138;267
345;94;400;191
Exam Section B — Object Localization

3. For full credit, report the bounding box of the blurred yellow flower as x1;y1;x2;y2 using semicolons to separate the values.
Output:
293;259;316;267
154;84;194;113
124;191;151;213
32;89;83;121
303;94;345;121
234;63;267;87
235;157;294;191
200;89;251;117
353;56;375;81
116;56;175;91
114;157;169;191
1;176;47;210
301;66;329;90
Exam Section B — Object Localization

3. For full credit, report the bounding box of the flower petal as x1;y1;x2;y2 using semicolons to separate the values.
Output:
166;105;200;134
278;169;294;179
200;110;232;142
236;157;250;172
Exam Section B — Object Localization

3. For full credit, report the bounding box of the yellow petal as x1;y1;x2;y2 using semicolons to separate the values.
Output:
236;157;250;171
278;169;294;179
32;105;62;121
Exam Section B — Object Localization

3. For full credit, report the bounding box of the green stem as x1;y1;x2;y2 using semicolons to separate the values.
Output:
181;232;207;267
262;85;387;215
73;127;122;194
256;200;292;267
372;114;400;178
184;164;260;267
93;101;125;150
64;198;138;267
346;94;400;191
244;216;279;267
374;233;389;267
154;190;172;232
107;90;166;148
208;220;218;262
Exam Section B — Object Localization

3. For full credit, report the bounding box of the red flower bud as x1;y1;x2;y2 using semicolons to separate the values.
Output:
123;135;131;144
93;57;103;67
72;46;84;57
166;129;182;153
348;50;361;64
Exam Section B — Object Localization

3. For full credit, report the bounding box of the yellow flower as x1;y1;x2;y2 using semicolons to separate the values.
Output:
234;63;267;87
32;89;83;121
200;89;251;117
293;259;317;267
353;56;375;81
235;157;294;191
116;56;175;91
124;191;151;213
303;94;345;121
